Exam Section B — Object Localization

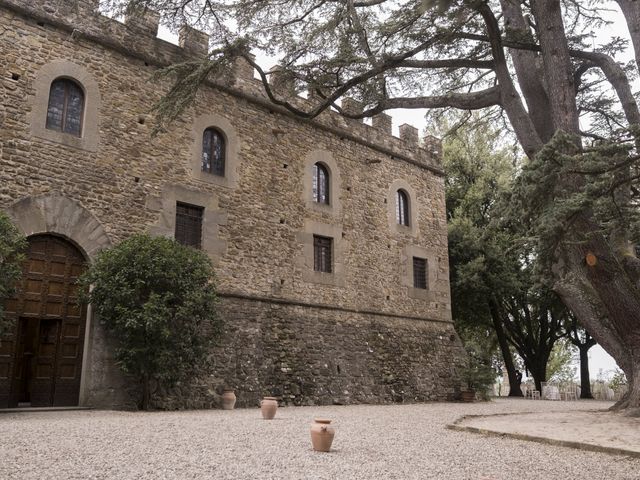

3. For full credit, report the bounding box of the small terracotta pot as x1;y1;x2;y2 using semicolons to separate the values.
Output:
261;396;278;420
460;390;475;403
310;418;335;452
221;389;236;410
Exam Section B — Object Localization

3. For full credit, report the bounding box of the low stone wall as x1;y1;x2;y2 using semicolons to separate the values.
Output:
143;296;465;410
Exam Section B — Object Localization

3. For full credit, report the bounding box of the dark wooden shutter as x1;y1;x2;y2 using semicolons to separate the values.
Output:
413;257;427;289
175;202;204;249
313;235;332;273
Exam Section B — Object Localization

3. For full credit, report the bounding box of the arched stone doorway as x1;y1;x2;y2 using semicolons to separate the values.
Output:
0;235;88;408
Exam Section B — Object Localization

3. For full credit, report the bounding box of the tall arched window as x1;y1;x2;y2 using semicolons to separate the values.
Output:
46;78;84;137
313;162;330;204
202;128;226;176
396;189;410;226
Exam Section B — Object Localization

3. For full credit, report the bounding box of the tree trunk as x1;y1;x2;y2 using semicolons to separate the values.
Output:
553;222;640;413
141;373;151;410
616;0;640;72
578;344;593;399
499;0;554;143
530;361;547;394
489;299;523;396
530;0;580;135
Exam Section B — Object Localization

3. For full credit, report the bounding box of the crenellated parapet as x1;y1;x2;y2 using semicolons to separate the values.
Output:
1;0;442;173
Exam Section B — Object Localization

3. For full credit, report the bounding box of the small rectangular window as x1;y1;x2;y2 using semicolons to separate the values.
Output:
175;202;204;249
313;235;333;273
413;257;427;289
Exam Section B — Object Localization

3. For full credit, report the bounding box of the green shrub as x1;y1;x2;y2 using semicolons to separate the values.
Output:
459;340;497;399
0;212;27;336
80;234;222;409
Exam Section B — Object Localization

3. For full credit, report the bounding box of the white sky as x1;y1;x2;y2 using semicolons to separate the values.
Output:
157;5;627;379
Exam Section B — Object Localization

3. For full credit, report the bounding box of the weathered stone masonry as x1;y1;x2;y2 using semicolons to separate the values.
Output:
0;0;466;409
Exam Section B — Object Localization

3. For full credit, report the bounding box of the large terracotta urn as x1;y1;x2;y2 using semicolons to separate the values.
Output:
310;418;335;452
261;397;278;420
221;389;236;410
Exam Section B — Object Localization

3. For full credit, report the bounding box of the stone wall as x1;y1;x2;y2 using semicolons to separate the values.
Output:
0;0;466;409
153;297;464;409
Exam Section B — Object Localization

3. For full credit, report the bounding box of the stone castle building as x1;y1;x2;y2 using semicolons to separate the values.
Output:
0;0;465;409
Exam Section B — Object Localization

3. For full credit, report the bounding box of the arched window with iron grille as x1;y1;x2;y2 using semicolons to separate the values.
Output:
313;162;330;204
202;127;226;176
396;189;410;226
46;78;85;137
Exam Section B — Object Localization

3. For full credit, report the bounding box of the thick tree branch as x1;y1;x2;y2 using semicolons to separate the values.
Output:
399;58;494;69
499;0;554;143
474;1;543;158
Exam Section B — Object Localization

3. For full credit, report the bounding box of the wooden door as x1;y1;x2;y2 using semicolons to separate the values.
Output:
0;235;87;407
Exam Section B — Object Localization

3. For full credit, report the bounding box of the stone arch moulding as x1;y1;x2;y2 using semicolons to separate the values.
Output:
191;112;241;188
28;59;101;152
303;149;342;215
387;179;419;237
5;194;112;260
5;194;113;407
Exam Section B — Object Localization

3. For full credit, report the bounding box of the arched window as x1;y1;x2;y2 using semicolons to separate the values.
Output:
202;128;226;176
313;162;330;204
46;78;84;137
396;189;410;226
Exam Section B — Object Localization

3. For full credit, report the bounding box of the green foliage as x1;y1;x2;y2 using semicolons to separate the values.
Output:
460;340;497;398
445;119;522;325
445;117;568;388
80;234;221;409
547;339;577;384
0;212;27;335
510;129;640;282
609;368;628;391
150;39;251;133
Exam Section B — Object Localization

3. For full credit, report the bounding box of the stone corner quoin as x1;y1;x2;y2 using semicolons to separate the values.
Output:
0;0;466;410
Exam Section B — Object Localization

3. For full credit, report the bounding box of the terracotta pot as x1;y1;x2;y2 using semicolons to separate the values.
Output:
310;418;335;452
221;389;236;410
460;390;475;402
261;396;278;420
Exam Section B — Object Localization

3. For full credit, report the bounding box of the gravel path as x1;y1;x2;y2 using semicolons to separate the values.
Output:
1;398;638;480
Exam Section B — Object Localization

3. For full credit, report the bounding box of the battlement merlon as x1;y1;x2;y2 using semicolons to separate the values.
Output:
1;0;443;174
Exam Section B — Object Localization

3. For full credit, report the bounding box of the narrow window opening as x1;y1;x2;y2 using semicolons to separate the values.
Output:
313;163;330;204
202;127;225;176
175;202;204;249
413;256;427;289
313;235;333;273
396;190;410;226
46;78;84;137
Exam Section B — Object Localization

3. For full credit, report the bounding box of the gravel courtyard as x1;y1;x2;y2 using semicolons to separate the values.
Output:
2;398;638;480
